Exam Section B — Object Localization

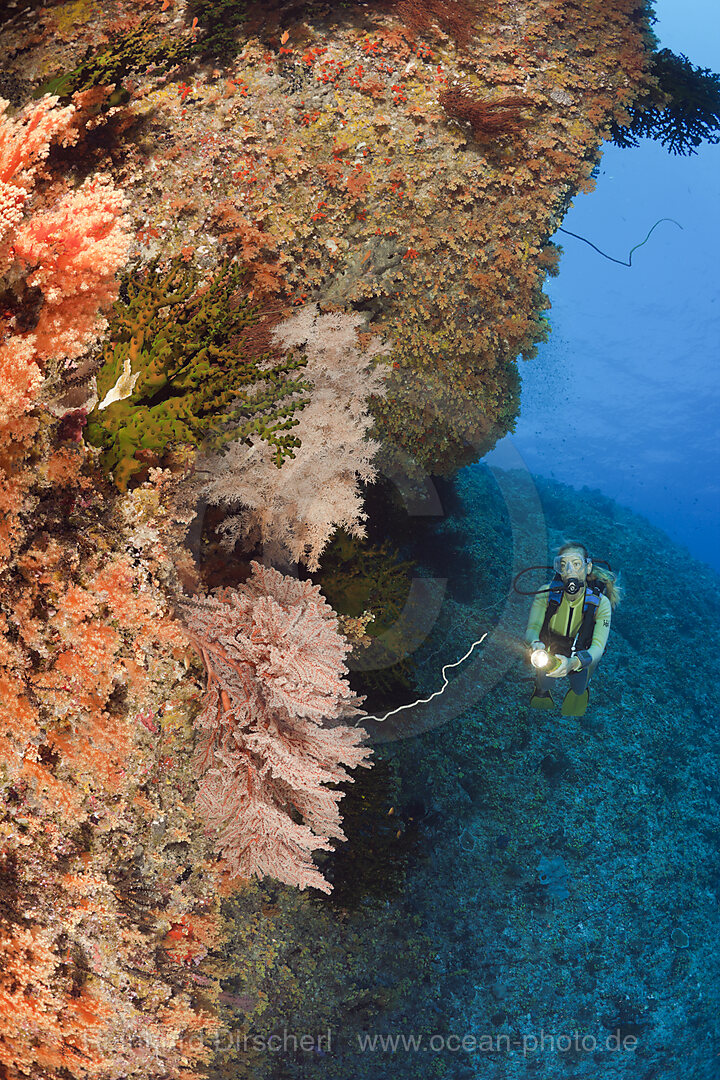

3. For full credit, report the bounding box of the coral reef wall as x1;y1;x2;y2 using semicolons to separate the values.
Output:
2;0;658;485
0;0;661;1077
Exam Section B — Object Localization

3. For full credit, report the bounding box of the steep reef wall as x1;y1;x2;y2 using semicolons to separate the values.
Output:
0;1;662;1077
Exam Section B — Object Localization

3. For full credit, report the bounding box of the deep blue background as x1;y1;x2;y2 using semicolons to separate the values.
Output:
489;1;720;571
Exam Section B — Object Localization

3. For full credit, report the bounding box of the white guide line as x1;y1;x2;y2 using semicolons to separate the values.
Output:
354;633;489;725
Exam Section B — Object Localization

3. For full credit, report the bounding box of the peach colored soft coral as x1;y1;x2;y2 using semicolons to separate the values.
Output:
14;173;132;362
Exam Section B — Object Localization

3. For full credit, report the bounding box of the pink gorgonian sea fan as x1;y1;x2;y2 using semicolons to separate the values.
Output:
177;559;373;894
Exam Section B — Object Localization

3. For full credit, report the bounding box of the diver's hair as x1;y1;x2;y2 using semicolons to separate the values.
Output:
557;541;623;609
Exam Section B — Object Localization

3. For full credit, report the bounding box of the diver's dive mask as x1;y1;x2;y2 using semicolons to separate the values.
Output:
553;554;591;596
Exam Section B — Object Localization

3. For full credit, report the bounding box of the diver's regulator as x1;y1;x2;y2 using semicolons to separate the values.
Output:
560;576;583;596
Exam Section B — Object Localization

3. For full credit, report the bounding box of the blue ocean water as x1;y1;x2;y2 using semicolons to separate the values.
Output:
362;9;720;1080
487;4;720;572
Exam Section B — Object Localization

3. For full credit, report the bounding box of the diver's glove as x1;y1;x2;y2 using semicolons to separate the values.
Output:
546;655;573;678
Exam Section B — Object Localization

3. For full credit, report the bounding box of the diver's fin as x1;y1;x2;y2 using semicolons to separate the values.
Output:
561;688;589;717
529;690;555;710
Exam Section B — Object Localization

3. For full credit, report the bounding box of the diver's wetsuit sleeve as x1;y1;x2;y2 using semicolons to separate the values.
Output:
525;587;550;644
586;594;612;665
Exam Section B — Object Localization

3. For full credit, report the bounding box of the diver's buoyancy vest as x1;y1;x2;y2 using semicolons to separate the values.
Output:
539;575;605;656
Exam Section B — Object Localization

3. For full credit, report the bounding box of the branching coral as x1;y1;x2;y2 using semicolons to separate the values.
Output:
312;526;419;695
33;12;196;101
314;527;415;625
33;0;254;104
389;0;488;50
610;47;720;155
438;89;532;142
188;0;251;65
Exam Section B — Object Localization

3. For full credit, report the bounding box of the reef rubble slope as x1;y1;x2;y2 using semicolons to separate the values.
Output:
365;466;720;1080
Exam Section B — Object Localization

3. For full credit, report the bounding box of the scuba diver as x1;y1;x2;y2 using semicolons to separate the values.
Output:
524;541;622;717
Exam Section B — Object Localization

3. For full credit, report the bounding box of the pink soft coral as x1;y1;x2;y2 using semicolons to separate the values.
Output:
178;560;373;893
0;94;130;401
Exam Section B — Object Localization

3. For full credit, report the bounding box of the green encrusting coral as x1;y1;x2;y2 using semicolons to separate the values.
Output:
32;1;250;102
187;0;250;65
313;527;419;697
32;13;196;101
85;256;312;492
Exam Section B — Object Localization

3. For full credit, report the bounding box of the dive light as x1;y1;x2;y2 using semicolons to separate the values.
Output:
531;648;562;674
